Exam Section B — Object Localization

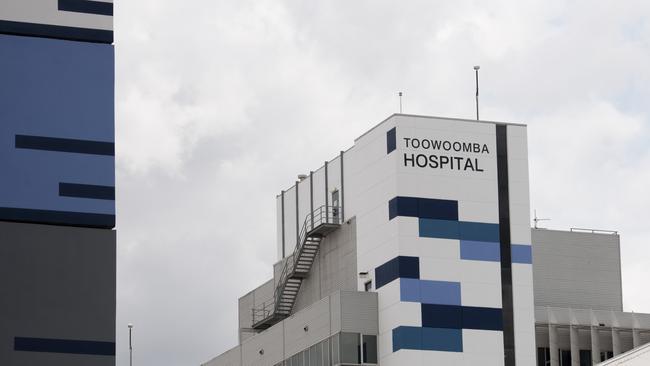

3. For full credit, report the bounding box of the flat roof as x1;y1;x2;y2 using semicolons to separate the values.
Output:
354;113;526;142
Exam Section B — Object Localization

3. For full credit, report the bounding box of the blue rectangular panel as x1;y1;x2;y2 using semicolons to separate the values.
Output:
511;244;533;264
460;240;501;262
421;327;463;352
462;306;503;331
459;221;500;242
386;127;396;154
375;256;419;289
401;278;461;305
421;304;463;329
14;337;115;356
417;198;458;220
0;35;114;228
419;218;459;239
388;196;458;221
392;326;462;352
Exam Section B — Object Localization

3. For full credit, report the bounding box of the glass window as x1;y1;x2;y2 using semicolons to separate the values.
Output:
340;332;361;364
362;335;377;363
579;350;592;366
331;334;340;365
364;281;372;292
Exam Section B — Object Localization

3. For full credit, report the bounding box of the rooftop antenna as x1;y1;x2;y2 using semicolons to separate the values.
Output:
398;92;403;113
473;65;480;120
533;209;551;229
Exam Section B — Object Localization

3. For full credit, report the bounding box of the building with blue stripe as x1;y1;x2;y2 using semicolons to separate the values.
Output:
203;113;650;366
0;1;115;365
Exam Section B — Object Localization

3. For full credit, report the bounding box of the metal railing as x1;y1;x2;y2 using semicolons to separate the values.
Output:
252;205;342;326
570;228;618;235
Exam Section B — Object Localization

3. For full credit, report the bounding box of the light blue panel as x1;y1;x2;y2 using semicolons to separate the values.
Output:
400;278;461;305
460;240;501;262
511;244;532;264
400;278;420;302
418;218;459;239
0;34;114;227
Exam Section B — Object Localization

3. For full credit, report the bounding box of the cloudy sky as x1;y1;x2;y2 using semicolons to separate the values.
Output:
113;1;650;365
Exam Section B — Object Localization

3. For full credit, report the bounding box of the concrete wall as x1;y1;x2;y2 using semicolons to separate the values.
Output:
532;229;622;311
0;221;116;366
205;291;378;366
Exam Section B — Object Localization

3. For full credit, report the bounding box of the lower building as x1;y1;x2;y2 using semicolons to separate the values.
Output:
202;114;650;366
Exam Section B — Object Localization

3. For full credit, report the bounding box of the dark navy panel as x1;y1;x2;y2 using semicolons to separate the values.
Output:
388;196;418;220
511;244;533;264
0;20;113;44
0;207;115;228
59;183;115;200
16;135;114;156
14;337;115;356
392;326;462;352
398;256;420;279
422;304;503;331
419;218;459;239
421;304;462;329
386;127;396;154
462;306;504;331
460;240;501;262
375;256;419;289
417;198;458;220
388;196;458;221
458;221;500;242
59;0;114;16
0;34;114;228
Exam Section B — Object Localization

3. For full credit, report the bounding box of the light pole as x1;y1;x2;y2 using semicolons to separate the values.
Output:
473;65;480;120
128;323;133;366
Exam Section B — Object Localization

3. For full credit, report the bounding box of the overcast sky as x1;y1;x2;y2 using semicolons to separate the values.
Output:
113;1;650;365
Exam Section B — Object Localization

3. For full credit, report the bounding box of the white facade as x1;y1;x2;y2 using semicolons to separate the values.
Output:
274;114;536;366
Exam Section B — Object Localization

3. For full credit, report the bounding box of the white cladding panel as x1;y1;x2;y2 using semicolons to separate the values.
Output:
0;0;113;30
282;186;297;255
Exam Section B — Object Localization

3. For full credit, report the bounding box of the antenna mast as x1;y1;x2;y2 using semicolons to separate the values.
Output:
398;92;403;113
473;65;480;120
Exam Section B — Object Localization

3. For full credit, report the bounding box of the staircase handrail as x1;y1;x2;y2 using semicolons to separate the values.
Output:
252;205;342;325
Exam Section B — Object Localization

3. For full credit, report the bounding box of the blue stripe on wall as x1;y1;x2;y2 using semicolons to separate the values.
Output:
15;135;114;156
375;256;419;289
459;221;500;242
0;207;115;228
511;244;532;264
419;218;499;243
421;304;503;331
14;337;115;356
392;326;463;352
0;20;113;44
59;183;115;200
400;278;461;305
387;127;396;154
59;0;114;16
460;240;501;262
389;197;458;221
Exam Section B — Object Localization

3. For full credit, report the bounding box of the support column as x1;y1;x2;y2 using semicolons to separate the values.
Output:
570;325;580;366
633;329;641;348
549;324;559;366
612;328;621;356
591;326;601;365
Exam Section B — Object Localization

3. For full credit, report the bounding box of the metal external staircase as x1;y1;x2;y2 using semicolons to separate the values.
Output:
252;205;342;330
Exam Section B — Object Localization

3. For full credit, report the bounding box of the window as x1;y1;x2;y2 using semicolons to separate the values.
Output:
362;335;377;364
559;350;571;366
340;332;361;364
579;350;592;366
364;281;372;292
537;347;550;366
332;190;339;218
